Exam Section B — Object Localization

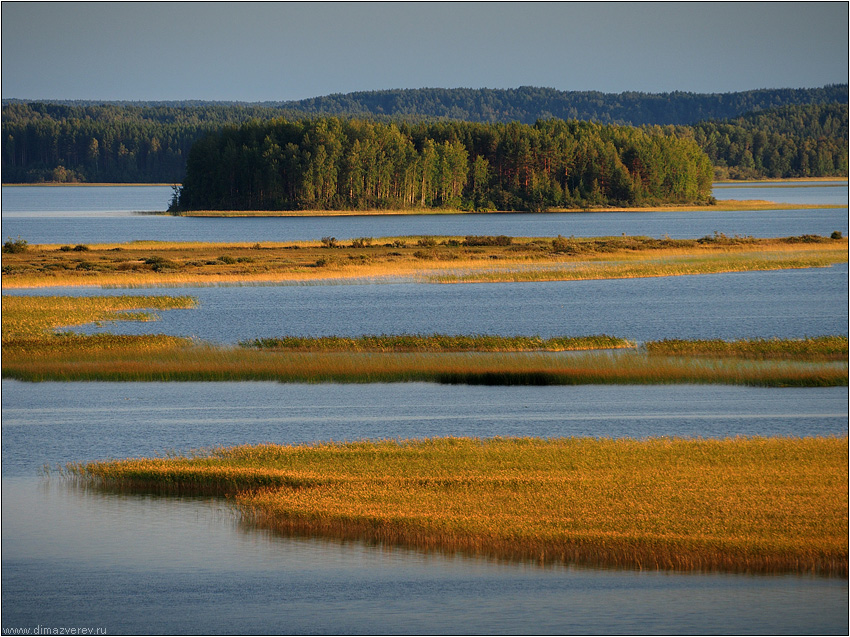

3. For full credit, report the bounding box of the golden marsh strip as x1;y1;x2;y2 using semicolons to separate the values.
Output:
2;234;846;288
69;436;849;576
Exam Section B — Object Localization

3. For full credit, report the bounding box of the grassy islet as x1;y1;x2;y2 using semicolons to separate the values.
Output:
69;436;849;576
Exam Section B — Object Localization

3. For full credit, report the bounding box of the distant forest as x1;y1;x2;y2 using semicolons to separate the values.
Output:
271;85;849;126
2;85;847;184
173;118;714;212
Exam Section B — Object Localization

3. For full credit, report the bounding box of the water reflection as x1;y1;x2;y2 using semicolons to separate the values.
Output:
3;477;847;635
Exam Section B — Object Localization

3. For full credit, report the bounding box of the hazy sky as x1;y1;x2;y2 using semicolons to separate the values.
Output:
2;2;847;101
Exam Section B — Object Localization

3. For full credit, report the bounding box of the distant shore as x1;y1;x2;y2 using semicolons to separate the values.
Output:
713;176;848;183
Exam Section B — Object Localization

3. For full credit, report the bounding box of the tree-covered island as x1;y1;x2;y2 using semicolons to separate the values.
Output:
171;118;714;212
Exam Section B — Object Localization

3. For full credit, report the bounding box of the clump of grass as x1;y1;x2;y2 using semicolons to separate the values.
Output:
69;436;849;576
645;336;849;361
241;334;634;352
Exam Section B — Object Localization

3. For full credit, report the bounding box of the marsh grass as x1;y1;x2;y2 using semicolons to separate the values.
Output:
645;336;849;361
242;334;634;352
431;249;847;283
1;295;197;340
3;235;845;288
68;436;849;576
4;347;846;386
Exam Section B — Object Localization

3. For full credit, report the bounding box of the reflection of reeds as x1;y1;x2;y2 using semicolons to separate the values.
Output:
70;437;849;576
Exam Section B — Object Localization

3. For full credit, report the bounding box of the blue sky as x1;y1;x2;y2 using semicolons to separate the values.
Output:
2;2;847;101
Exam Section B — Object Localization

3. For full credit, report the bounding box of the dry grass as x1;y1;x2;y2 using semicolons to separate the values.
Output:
69;436;849;576
2;235;846;288
1;294;196;340
242;334;634;352
4;345;846;386
645;336;848;361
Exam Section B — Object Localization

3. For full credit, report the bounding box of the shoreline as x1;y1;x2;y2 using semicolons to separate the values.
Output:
160;200;845;217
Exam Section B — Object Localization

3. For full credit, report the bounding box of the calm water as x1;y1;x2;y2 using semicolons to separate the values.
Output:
2;381;848;635
5;479;845;636
4;381;848;476
2;184;848;635
712;180;849;207
9;264;848;344
1;183;847;244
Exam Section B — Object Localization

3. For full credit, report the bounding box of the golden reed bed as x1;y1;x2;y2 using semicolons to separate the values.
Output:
2;234;845;288
70;437;849;576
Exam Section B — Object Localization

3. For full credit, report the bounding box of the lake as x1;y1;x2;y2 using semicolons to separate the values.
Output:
1;182;847;244
2;184;848;635
8;264;848;344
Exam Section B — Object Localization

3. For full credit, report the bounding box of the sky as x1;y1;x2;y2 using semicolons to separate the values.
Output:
1;1;847;102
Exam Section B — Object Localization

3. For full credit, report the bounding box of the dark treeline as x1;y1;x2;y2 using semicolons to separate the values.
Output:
2;85;847;184
1;101;307;183
687;103;848;179
172;118;714;212
271;85;848;126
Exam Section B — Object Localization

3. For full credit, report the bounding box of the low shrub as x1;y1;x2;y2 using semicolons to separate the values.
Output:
463;235;513;247
144;256;180;272
552;235;581;254
3;237;28;253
